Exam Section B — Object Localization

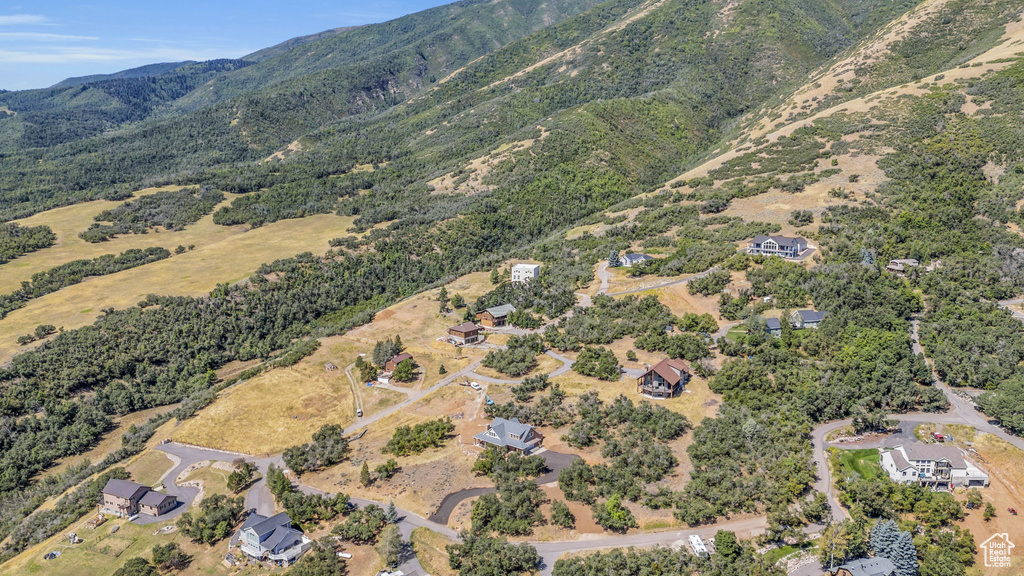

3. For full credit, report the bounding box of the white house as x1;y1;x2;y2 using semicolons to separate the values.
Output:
621;253;654;267
746;235;809;259
880;444;989;489
511;263;540;283
236;512;312;564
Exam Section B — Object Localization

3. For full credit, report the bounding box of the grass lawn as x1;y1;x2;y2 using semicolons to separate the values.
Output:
838;448;882;481
184;465;231;497
125;451;175;487
725;326;748;342
763;541;816;565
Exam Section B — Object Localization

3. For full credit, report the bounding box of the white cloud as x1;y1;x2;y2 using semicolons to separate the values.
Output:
0;33;97;41
0;14;49;25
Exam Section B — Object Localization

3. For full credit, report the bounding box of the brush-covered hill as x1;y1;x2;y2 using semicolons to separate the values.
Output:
3;0;1024;569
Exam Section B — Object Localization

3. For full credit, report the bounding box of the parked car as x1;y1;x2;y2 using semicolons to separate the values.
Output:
356;408;363;417
470;382;482;391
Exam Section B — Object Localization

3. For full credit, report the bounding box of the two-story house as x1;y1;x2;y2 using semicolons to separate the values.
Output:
511;263;540;283
384;353;413;372
476;304;516;327
746;235;808;259
636;358;691;399
833;557;897;576
880;443;989;489
448;322;481;345
790;309;828;329
473;417;544;454
101;478;178;519
236;512;311;564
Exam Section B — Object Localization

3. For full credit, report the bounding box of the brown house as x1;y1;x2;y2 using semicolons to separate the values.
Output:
101;478;178;519
636;358;691;399
476;304;516;327
101;479;149;518
384;353;413;372
448;322;481;345
139;491;177;516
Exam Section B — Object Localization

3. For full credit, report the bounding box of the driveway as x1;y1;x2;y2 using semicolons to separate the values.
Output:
427;449;580;525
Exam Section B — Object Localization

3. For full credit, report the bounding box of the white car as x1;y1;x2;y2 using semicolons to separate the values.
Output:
470;382;482;391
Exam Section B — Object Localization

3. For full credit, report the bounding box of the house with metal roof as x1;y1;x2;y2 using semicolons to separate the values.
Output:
880;443;989;489
833;557;897;576
621;253;654;267
636;358;691;398
237;512;311;564
790;309;829;329
473;417;544;454
885;258;919;276
764;317;782;337
746;235;808;259
476;304;516;327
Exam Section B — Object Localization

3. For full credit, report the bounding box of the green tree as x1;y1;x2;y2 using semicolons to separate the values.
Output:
152;542;191;570
551;500;575;529
288;538;347;576
361;461;372;487
114;557;158;576
447;533;539;576
376;524;403;569
715;530;740;560
608;250;621;268
439;364;447;375
376;459;399;480
592;494;636;533
490;268;500;284
392;358;415;382
438;286;450;313
451;293;466;308
984;502;996;521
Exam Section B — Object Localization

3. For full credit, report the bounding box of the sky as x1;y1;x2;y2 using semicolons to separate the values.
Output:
0;1;452;90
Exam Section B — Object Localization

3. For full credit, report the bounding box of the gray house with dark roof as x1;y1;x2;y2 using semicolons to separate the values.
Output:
101;478;178;519
746;235;808;259
621;253;654;267
764;317;782;337
473;417;544;454
790;309;828;329
237;512;311;564
834;557;897;576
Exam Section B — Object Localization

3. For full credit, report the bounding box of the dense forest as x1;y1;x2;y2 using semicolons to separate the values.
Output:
79;187;224;241
0;223;55;264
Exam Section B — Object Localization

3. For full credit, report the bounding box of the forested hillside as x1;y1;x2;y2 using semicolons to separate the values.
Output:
3;0;1024;571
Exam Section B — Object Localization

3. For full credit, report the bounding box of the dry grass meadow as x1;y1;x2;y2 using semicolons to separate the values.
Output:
0;192;360;362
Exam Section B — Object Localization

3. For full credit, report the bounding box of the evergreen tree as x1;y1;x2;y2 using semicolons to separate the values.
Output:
490;268;500;284
376;524;403;569
439;364;447;375
870;519;898;557
386;500;399;524
608;250;621;268
361;461;372;486
872;519;918;576
438;286;450;313
451;293;465;308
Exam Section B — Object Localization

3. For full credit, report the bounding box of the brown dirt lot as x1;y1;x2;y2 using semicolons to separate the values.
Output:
302;385;491;517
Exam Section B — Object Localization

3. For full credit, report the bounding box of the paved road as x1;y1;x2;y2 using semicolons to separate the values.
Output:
427;450;579;524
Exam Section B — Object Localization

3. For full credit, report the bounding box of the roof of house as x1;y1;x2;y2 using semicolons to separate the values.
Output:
512;263;540;270
898;443;967;468
474;417;538;451
643;358;691;386
242;512;304;553
483;304;516;318
750;234;805;247
139;491;176;507
389;352;412;365
837;557;897;576
887;448;914;471
449;321;480;333
888;259;919;267
623;253;653;261
103;479;149;500
794;309;828;323
764;317;782;330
